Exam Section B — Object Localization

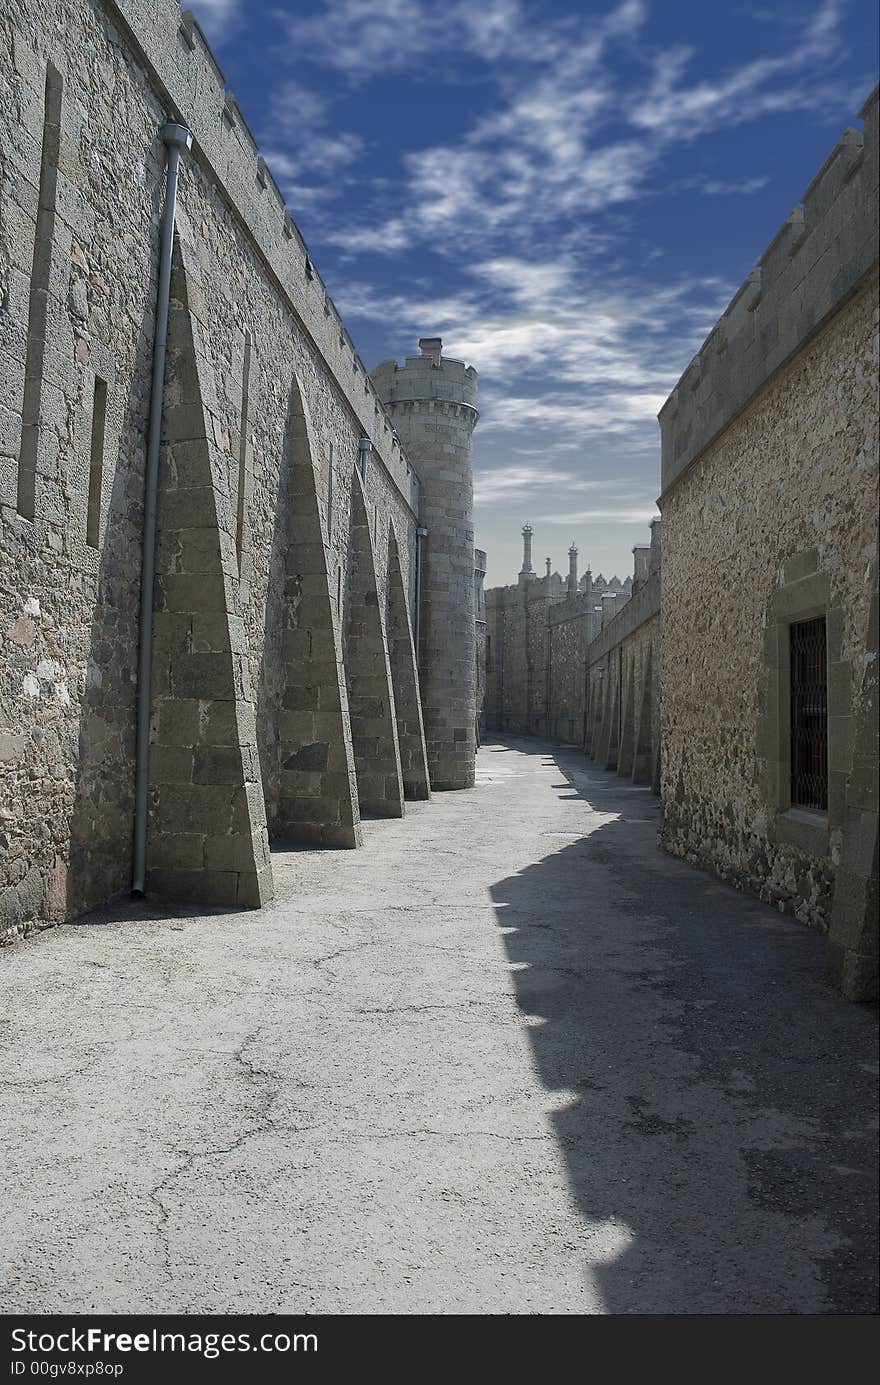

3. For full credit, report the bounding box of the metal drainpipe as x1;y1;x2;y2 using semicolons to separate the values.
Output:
414;526;428;657
132;120;193;896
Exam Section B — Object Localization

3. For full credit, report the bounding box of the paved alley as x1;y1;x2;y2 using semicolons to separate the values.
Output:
1;738;877;1314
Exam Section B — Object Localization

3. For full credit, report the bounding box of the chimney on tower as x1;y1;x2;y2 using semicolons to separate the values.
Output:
567;542;578;597
419;337;442;365
545;557;551;578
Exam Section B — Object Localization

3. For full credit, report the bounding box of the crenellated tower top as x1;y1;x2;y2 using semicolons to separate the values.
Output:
371;337;478;415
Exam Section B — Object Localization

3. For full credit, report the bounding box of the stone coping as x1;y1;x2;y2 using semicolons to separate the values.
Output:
105;0;420;518
586;572;660;665
659;84;879;497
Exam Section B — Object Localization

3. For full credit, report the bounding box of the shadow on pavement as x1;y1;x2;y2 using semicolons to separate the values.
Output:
488;735;878;1313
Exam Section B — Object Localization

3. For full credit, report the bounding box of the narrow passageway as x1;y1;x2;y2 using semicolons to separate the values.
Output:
1;737;876;1314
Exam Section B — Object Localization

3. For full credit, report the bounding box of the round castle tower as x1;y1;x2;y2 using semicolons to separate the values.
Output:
371;338;478;791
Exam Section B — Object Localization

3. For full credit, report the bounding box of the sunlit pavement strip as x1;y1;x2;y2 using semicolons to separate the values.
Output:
1;737;877;1314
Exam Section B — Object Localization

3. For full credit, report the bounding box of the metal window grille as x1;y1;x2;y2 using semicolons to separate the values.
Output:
790;616;828;811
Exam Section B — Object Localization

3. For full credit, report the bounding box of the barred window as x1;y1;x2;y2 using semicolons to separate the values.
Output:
790;616;828;811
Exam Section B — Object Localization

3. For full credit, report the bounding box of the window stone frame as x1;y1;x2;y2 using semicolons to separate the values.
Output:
757;549;852;858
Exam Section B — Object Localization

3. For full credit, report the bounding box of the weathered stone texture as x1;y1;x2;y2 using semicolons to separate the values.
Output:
0;0;432;937
482;532;661;782
344;471;405;818
255;374;363;849
387;526;431;799
586;607;660;790
485;574;602;741
146;240;272;907
1;0;165;941
372;349;478;790
659;89;879;494
548;605;590;745
659;274;879;946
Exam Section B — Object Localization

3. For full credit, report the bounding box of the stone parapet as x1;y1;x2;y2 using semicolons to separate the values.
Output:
659;84;879;496
587;572;660;665
371;355;478;412
105;0;420;518
549;590;597;627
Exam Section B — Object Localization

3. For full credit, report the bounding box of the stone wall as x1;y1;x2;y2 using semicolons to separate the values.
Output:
658;86;879;999
585;577;661;790
548;601;591;745
485;572;568;735
474;547;486;741
0;0;435;941
484;553;649;745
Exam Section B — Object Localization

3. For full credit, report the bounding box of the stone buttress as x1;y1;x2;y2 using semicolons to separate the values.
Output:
386;523;431;800
146;238;273;908
344;469;405;818
270;378;363;849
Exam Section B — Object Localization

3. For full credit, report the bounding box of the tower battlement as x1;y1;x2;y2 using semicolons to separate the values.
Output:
371;343;479;413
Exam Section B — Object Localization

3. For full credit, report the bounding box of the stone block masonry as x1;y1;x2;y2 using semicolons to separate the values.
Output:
585;572;661;792
147;239;271;907
0;0;483;939
344;470;405;818
484;523;635;743
387;526;431;800
257;374;362;850
372;342;479;791
658;85;879;1000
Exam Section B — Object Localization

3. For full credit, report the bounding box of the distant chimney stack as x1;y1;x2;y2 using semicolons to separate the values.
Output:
601;591;618;627
632;544;651;591
567;542;578;597
419;337;442;364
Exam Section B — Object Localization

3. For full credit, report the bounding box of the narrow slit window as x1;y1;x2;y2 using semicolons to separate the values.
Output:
236;332;251;571
18;63;64;519
336;565;342;613
86;376;107;548
790;616;828;811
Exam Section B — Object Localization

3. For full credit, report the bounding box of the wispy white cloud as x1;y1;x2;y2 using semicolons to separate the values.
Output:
535;507;661;524
252;0;868;578
476;467;645;503
475;466;581;503
701;176;771;196
333;256;731;452
276;0;589;81
629;1;852;139
259;80;365;214
188;0;241;39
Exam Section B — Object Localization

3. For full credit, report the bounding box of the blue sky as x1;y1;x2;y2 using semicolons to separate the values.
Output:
189;0;877;585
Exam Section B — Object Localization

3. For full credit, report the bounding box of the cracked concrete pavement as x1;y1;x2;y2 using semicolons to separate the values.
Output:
1;737;877;1314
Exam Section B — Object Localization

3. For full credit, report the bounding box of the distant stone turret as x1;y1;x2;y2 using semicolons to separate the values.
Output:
519;523;534;586
372;338;479;791
567;542;578;597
